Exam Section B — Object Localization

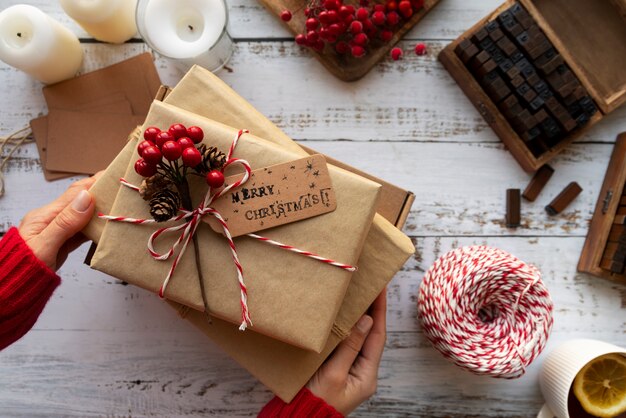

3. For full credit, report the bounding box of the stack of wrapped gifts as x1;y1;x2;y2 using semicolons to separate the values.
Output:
83;65;415;402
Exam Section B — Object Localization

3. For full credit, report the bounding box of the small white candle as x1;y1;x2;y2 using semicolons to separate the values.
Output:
136;0;233;72
59;0;137;44
0;4;83;84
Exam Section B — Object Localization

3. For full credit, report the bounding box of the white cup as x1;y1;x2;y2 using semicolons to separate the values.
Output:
538;339;626;418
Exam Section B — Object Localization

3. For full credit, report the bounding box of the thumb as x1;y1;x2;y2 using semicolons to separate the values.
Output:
40;190;94;251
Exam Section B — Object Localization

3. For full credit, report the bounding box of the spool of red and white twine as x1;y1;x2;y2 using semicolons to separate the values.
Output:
417;246;553;378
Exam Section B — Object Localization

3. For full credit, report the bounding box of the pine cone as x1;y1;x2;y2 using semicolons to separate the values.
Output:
195;144;226;174
149;189;181;222
139;174;173;201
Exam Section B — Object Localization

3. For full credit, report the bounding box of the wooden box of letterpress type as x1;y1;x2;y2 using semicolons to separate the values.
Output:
438;0;626;172
578;133;626;285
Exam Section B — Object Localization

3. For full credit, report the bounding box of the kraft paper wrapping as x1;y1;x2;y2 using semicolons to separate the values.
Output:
90;101;381;353
84;65;415;401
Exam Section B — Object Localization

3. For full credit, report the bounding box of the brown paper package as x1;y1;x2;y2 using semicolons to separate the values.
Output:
90;101;382;353
84;66;415;401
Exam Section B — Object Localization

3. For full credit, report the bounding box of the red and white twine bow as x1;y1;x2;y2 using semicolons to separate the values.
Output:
417;246;553;378
100;129;356;331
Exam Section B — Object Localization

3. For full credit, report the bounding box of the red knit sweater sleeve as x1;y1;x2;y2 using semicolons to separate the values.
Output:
0;227;60;351
258;387;344;418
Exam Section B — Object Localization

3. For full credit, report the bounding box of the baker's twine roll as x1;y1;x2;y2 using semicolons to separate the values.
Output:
417;246;553;379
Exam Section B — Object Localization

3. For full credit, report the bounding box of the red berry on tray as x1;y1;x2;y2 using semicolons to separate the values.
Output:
280;9;292;21
178;137;195;150
387;11;400;26
143;126;160;142
356;7;369;21
398;0;412;17
411;0;424;10
142;145;162;165
155;131;174;148
372;10;386;25
135;159;157;177
353;32;369;46
415;42;427;55
390;47;403;60
186;125;204;143
161;140;182;161
168;123;187;139
305;17;319;31
351;45;365;57
350;20;363;34
206;170;225;188
380;29;393;42
182;147;202;167
137;140;154;157
335;41;350;54
295;34;307;45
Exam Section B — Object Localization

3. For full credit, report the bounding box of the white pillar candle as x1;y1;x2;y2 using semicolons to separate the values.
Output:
0;5;83;84
136;0;233;72
59;0;137;44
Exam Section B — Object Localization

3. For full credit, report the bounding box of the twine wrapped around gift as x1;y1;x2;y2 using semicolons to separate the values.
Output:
417;246;553;378
100;129;356;330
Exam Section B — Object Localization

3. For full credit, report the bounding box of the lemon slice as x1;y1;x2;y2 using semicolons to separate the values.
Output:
573;353;626;418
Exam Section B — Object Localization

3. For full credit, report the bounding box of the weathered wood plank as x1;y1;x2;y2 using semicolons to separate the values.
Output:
0;0;505;41
0;141;611;237
1;42;623;144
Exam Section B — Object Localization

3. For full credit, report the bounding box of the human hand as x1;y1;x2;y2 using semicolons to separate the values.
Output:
307;288;387;416
18;175;100;270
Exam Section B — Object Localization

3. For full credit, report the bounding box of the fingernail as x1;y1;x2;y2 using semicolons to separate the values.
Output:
71;190;91;212
357;315;373;333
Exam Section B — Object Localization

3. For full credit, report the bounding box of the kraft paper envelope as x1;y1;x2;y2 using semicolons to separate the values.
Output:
90;101;382;353
84;65;415;401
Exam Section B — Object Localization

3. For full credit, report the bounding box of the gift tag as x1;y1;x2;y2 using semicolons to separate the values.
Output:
207;154;336;237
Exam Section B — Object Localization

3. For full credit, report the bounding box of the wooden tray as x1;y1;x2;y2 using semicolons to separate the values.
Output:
439;0;626;172
578;132;626;285
258;0;442;81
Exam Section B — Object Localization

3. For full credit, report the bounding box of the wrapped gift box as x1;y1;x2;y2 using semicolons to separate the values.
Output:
84;65;415;401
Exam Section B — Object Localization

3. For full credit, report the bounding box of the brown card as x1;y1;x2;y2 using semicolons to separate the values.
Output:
30;117;73;181
32;95;134;179
43;53;161;117
45;110;144;174
208;155;336;237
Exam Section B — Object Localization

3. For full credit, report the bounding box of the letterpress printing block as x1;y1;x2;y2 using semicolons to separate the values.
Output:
471;50;490;68
486;20;499;32
505;66;521;80
529;96;544;111
576;112;591;127
456;41;480;64
481;70;499;85
475;59;498;78
510;74;524;88
472;27;489;43
509;3;532;28
515;32;531;50
533;109;549;123
525;72;540;86
498;58;514;73
579;96;598;116
521;126;542;142
547;72;564;91
496;37;516;56
545;182;583;215
527;138;550;156
491;49;505;64
510;50;524;63
528;40;551;60
479;37;495;51
489;27;504;42
506;189;521;228
522;87;538;104
522;164;554;201
492;84;511;102
557;80;577;99
561;116;577;133
539;88;553;100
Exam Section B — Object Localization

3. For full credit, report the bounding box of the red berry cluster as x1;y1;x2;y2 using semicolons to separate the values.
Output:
135;123;225;189
294;0;424;57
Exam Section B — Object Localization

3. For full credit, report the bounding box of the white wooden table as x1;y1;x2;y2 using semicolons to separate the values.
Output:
1;0;625;416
